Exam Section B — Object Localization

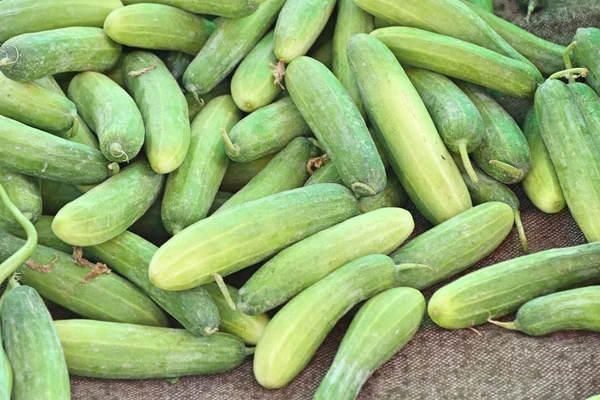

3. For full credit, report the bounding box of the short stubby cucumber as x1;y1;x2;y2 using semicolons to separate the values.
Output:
573;28;600;95
315;287;425;400
220;154;274;192
123;52;191;174
0;27;122;82
358;172;408;214
428;242;600;329
40;180;82;216
237;208;414;315
348;33;471;224
0;167;41;229
304;162;344;186
121;0;259;18
104;4;215;55
286;56;386;197
149;184;359;290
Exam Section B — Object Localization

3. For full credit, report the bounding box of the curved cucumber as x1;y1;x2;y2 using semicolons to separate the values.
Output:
304;162;344;186
315;287;425;400
0;167;41;229
220;154;274;192
0;328;11;400
121;0;259;18
149;184;359;290
358;172;408;214
573;28;600;95
348;33;471;224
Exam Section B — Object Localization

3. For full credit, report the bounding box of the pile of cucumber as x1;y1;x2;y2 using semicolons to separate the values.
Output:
0;0;599;398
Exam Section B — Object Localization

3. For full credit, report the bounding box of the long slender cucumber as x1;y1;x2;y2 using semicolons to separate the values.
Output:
0;167;41;229
573;28;600;95
120;0;259;18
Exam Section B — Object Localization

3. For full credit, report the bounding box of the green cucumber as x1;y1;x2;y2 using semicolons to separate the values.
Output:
0;167;41;229
315;287;425;400
104;4;215;55
358;172;408;214
521;107;565;214
186;79;231;121
464;0;494;12
149;184;359;290
371;27;539;99
304;162;344;186
348;33;471;225
121;0;259;18
123;51;191;174
286;56;386;197
428;242;600;329
40;180;82;216
162;95;242;234
165;51;194;85
574;28;600;95
52;161;164;246
183;0;285;95
0;328;11;400
569;82;600;154
0;27;122;82
237;207;414;315
220;154;274;192
129;199;171;245
308;39;334;70
392;202;514;289
223;96;312;163
490;286;600;336
68;71;145;163
55;320;249;379
2;286;70;400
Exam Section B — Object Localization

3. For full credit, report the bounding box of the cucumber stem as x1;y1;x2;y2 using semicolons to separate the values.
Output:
396;263;433;272
203;326;219;336
0;273;21;315
526;0;538;21
563;42;578;84
220;129;240;158
458;141;479;184
549;68;588;81
212;273;236;311
109;143;130;163
514;209;529;252
488;319;518;331
0;45;19;67
489;160;523;181
351;182;377;197
246;347;256;356
108;162;120;176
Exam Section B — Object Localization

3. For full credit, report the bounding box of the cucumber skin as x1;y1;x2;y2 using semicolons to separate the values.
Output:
358;171;408;214
428;242;600;329
0;167;41;228
104;4;215;55
0;27;122;82
574;28;600;96
52;161;165;247
305;162;344;186
162;95;242;234
254;254;397;389
55;320;248;379
2;286;70;400
392;202;514;290
220;154;274;192
286;56;387;197
348;33;471;225
569;82;600;154
68;71;145;163
237;208;414;315
149;184;359;290
315;288;425;400
121;0;259;18
0;328;11;400
123;52;191;174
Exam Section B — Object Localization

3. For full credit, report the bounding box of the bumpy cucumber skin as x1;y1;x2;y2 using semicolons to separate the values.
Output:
535;79;600;242
55;320;248;379
392;202;514;290
569;82;600;154
315;288;425;400
304;162;344;186
371;27;539;98
428;242;600;329
238;207;414;315
0;328;11;400
521;107;565;214
68;71;145;163
220;154;274;192
149;184;359;290
574;28;600;96
254;254;397;389
0;27;122;82
162;96;242;234
0;166;41;228
286;56;387;197
104;4;215;55
53;161;164;246
348;33;471;225
2;286;70;400
358;171;408;214
183;0;285;95
226;97;312;163
121;0;259;18
123;52;191;174
0;115;115;185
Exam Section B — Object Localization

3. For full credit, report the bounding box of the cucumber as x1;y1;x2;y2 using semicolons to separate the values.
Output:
40;180;82;216
304;162;344;186
358;172;408;214
348;33;471;225
123;51;191;174
231;31;281;112
237;207;414;315
521;107;565;214
254;254;397;389
0;0;123;43
371;27;539;99
149;184;359;290
392;202;514;290
216;137;320;214
286;56;386;197
308;39;334;70
55;320;249;379
2;286;70;400
1;216;71;254
220;154;274;192
162;96;242;234
187;79;231;121
0;167;41;229
121;0;259;18
223;97;312;163
574;28;600;95
0;27;122;82
104;4;215;55
129;198;171;245
315;287;425;400
569;82;600;154
459;83;531;184
68;72;145;163
52;161;164;246
0;329;11;400
165;51;194;85
183;0;285;95
464;0;494;12
428;242;600;329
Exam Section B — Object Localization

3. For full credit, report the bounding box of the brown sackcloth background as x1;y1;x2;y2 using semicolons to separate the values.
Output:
28;0;600;399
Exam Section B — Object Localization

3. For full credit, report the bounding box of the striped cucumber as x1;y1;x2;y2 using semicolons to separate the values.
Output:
237;207;414;315
220;154;274;192
0;167;41;229
358;172;408;214
305;162;344;186
40;180;82;216
121;0;259;18
315;287;425;400
149;184;359;290
574;28;600;95
0;328;11;400
348;33;471;224
464;0;494;12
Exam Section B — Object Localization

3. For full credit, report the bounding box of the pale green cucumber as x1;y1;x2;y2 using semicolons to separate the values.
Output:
0;328;11;400
40;180;82;216
304;162;344;186
358;172;408;214
120;0;259;18
0;167;41;229
220;154;274;192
